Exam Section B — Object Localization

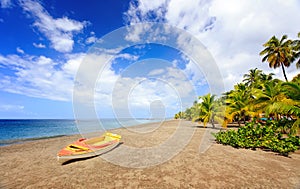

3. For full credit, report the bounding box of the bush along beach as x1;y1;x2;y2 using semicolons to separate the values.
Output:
214;120;300;156
175;32;300;156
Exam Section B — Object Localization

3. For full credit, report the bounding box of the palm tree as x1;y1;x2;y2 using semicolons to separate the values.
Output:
184;107;193;121
291;32;300;68
279;82;300;134
260;72;275;83
225;83;253;126
243;68;262;88
174;111;184;119
253;80;286;119
260;35;293;81
198;94;224;128
292;74;300;84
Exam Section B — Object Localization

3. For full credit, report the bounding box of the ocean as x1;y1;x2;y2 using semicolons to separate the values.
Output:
0;118;162;146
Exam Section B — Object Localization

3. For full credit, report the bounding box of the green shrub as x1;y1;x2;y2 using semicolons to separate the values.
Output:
213;120;300;156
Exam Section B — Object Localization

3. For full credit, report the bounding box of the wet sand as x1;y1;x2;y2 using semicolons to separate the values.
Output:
1;120;299;188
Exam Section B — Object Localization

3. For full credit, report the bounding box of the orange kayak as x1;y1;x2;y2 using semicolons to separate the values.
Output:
57;132;121;163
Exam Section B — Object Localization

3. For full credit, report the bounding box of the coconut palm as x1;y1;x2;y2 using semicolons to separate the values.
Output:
291;32;300;68
253;80;286;119
174;111;184;119
198;94;224;128
243;68;262;88
184;107;193;121
292;73;300;84
225;83;253;126
260;35;293;81
260;72;275;83
284;85;300;116
279;82;300;134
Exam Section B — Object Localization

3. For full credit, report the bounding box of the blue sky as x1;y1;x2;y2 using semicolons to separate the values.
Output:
0;0;130;118
0;0;300;119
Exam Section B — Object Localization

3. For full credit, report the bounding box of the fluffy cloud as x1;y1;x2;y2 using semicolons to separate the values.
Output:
0;104;24;112
115;53;139;61
148;69;165;76
33;42;46;48
124;0;300;91
85;36;97;44
16;47;24;54
93;62;196;118
205;0;300;85
67;50;197;118
125;0;168;24
0;53;85;101
19;0;87;53
0;47;197;118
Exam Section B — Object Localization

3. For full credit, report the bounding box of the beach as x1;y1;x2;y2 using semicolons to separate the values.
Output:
1;120;300;188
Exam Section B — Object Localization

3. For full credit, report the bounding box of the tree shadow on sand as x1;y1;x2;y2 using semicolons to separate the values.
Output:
190;122;244;130
190;125;223;130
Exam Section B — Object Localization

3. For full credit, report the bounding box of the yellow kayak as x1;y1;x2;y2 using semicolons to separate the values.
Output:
57;132;121;163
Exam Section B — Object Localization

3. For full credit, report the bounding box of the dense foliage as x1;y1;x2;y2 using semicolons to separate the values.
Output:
174;32;300;156
214;120;300;156
175;71;300;132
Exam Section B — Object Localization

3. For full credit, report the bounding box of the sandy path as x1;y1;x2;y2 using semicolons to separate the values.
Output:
0;120;299;188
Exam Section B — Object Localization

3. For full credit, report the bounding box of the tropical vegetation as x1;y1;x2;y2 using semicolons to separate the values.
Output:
214;120;300;156
174;32;300;156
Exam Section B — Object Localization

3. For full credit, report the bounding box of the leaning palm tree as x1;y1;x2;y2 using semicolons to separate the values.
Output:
198;94;224;128
260;35;293;81
268;82;300;134
277;82;300;134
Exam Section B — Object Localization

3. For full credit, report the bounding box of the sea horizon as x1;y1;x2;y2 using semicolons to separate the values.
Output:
0;118;168;146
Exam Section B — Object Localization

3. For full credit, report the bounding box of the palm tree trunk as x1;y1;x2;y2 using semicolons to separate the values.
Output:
211;118;215;128
281;63;288;82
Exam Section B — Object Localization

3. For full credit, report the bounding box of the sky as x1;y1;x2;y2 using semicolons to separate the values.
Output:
0;0;299;119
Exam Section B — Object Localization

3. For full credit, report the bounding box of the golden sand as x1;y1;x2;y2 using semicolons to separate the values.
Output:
1;120;299;188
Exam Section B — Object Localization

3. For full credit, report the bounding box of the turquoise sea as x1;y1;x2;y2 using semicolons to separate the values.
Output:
0;118;161;146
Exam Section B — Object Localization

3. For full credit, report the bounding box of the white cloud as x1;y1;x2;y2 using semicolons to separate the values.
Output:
124;0;300;91
19;0;87;53
125;23;151;42
16;47;24;54
33;42;46;48
115;53;139;61
0;48;196;118
148;69;165;76
204;0;300;86
125;0;167;24
85;36;97;44
85;31;98;44
93;62;196;118
0;104;24;112
0;53;85;101
0;0;12;8
183;59;207;87
165;0;213;34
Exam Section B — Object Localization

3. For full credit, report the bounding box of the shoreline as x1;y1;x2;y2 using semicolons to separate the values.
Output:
0;119;169;147
1;120;299;188
0;134;69;147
